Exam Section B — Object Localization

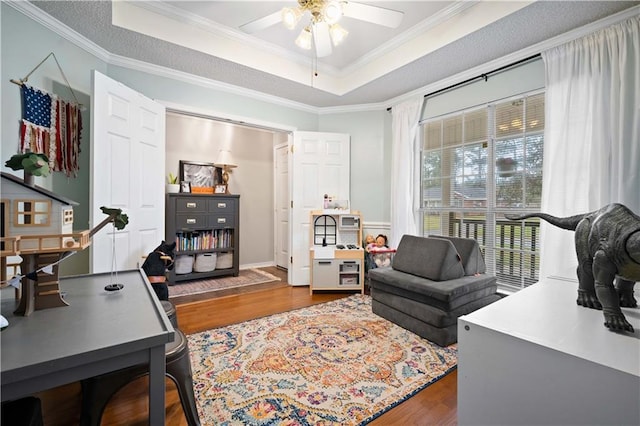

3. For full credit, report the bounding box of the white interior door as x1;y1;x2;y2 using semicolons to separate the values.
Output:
289;131;350;286
91;70;166;273
275;143;289;269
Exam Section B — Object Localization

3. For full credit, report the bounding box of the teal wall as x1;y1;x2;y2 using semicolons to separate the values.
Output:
106;65;320;133
318;110;392;222
422;58;545;120
1;4;107;189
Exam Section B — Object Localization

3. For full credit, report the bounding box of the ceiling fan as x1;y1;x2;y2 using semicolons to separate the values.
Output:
240;0;404;57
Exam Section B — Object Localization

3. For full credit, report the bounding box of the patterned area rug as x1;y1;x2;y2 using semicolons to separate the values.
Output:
187;295;457;425
169;269;281;298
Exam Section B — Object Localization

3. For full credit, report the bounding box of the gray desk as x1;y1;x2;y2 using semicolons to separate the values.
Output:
1;269;174;424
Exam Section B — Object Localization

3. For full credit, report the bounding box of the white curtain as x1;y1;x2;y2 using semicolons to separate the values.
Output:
390;97;424;247
540;16;640;280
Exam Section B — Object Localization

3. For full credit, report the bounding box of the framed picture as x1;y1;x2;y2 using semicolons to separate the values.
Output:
180;181;191;193
179;161;222;193
214;184;227;194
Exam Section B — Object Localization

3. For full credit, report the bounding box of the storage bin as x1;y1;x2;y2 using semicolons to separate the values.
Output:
193;253;217;272
340;274;359;285
216;252;233;269
174;255;194;274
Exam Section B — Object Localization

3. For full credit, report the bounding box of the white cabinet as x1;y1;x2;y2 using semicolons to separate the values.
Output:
311;259;339;288
312;258;362;290
458;278;640;426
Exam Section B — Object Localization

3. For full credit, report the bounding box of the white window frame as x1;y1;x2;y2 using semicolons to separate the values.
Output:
418;89;545;291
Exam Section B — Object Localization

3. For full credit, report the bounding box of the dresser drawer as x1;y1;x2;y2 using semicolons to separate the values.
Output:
210;214;234;228
176;214;208;229
176;197;207;213
208;198;236;214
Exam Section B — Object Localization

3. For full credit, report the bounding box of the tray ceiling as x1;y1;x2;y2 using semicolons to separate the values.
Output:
28;1;640;108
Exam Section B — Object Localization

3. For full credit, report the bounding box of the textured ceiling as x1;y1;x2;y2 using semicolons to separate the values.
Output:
29;1;639;108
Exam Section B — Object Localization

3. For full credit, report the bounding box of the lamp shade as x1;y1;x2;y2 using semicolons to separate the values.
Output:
282;7;302;30
295;26;313;50
329;23;348;46
215;149;237;168
323;1;343;25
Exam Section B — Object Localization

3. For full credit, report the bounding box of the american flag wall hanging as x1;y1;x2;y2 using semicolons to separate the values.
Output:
19;84;82;177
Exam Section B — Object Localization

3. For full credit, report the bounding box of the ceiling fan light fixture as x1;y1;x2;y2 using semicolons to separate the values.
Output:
282;7;302;30
323;1;343;25
295;26;313;50
329;23;348;46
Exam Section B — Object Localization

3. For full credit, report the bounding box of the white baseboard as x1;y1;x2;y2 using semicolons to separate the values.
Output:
240;261;276;270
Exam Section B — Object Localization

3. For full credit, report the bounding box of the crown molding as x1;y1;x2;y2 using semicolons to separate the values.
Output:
107;53;321;114
6;1;111;62
317;101;388;115
382;4;640;111
340;1;479;78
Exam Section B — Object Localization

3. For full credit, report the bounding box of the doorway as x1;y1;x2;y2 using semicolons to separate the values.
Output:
164;105;293;270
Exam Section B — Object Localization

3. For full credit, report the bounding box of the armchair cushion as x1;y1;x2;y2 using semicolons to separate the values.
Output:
429;235;486;275
392;235;465;281
369;267;497;311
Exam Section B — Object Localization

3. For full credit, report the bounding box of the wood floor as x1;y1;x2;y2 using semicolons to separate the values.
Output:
35;267;457;425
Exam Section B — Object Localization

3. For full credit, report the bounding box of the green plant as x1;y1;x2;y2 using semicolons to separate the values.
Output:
5;153;50;177
167;172;178;184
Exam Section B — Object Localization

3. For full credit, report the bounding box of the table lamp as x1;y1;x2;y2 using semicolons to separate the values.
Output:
215;149;237;194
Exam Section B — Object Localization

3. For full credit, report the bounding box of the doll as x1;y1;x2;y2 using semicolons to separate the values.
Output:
364;234;375;250
369;234;392;268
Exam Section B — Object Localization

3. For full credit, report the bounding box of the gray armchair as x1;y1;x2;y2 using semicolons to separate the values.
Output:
369;235;501;346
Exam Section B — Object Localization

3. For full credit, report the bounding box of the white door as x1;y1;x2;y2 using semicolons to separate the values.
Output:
289;131;350;286
275;143;289;269
91;71;166;273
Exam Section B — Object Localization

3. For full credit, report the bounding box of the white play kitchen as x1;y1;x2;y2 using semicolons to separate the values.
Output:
309;210;364;294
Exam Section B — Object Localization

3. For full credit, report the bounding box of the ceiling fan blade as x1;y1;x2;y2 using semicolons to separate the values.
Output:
239;11;281;34
342;2;404;28
313;21;332;58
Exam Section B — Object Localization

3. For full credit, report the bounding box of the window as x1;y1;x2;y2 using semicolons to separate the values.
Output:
63;208;74;225
313;215;337;245
420;91;544;290
14;199;51;227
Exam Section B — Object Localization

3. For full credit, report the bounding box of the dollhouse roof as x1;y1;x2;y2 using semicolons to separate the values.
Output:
1;172;78;206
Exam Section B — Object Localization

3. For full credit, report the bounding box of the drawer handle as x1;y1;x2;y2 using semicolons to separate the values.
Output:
217;218;226;224
186;218;196;224
217;202;227;208
186;202;197;208
318;261;332;265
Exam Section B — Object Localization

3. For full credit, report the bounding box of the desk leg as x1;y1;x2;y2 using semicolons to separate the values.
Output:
149;345;166;424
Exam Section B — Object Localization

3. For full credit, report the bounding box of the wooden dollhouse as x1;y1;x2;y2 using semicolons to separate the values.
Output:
0;172;120;316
